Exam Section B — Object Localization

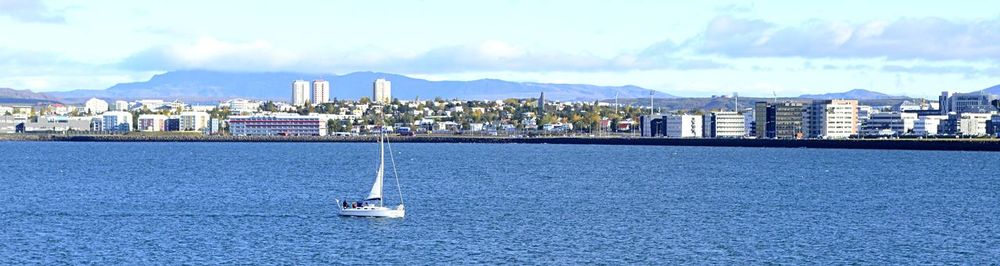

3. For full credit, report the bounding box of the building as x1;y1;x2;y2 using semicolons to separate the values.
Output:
225;99;259;114
165;116;181;131
537;92;545;118
861;112;917;136
84;98;109;114
754;102;805;139
373;78;392;103
23;116;93;132
940;91;1000;114
987;114;1000;137
805;100;858;139
703;111;745;138
957;113;992;136
179;111;210;132
312;80;330;104
913;115;948;136
640;114;702;138
114;100;129;111
228;114;327;136
102;111;133;132
292;80;310;106
0;115;27;133
137;114;168;132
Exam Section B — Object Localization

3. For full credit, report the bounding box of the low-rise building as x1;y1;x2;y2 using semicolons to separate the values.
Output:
138;114;168;132
228;114;327;136
703;111;745;138
102;111;133;132
179;111;210;132
913;115;948;136
861;112;917;136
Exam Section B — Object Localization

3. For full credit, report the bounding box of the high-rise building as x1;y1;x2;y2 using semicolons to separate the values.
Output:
292;80;310;106
538;92;545;117
312;80;330;104
805;99;858;139
373;79;392;103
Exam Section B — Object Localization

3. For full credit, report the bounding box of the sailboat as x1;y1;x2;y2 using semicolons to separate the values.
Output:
336;127;405;218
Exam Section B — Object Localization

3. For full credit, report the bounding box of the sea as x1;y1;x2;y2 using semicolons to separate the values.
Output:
1;141;998;264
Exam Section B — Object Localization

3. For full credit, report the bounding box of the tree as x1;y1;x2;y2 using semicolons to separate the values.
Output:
360;97;371;105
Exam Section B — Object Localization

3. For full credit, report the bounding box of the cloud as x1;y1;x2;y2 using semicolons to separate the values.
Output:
691;15;1000;61
118;38;730;73
0;0;64;23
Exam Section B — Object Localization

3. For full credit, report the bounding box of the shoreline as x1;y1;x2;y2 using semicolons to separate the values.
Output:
3;134;1000;151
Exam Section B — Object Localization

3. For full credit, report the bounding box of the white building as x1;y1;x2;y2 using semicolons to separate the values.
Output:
102;111;133;132
312;80;330;104
179;111;210;132
228;114;327;136
663;114;703;138
292;80;311;106
913;115;947;136
137;114;168;132
114;100;129;111
224;99;260;114
958;113;992;136
703;111;745;138
84;98;109;114
373;78;392;103
136;99;165;110
805;100;858;139
861;112;917;136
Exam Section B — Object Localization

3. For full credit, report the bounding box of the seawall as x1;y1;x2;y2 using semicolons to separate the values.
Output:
3;134;1000;152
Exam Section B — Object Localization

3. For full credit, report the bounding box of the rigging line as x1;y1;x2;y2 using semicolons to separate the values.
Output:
386;130;404;206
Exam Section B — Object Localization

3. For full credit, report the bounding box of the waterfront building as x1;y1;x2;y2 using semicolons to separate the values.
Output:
114;100;129;111
292;80;310;106
137;114;168;132
228;114;327;136
0;115;28;133
703;111;745;138
754;102;805;139
179;111;210;132
165;116;181;131
312;80;330;104
24;116;93;132
373;79;392;103
987;114;1000;137
913;115;948;136
84;98;109;114
102;111;133;132
640;114;702;138
805;100;858;139
861;112;917;136
956;113;992;136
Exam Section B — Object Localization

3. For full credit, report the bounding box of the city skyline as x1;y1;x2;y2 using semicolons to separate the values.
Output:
1;0;999;98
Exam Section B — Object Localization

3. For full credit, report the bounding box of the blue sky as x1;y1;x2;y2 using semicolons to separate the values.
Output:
1;0;998;97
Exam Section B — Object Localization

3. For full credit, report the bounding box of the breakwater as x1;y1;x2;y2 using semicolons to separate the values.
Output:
3;134;1000;151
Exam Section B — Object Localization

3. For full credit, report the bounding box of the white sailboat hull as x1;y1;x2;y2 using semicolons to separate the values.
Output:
338;205;405;218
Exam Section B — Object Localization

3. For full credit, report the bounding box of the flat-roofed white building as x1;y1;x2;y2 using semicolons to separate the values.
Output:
664;114;703;138
703;111;745;138
373;79;392;103
805;100;859;139
312;80;330;104
292;80;310;106
861;112;917;136
913;115;947;136
958;113;992;136
228;114;327;136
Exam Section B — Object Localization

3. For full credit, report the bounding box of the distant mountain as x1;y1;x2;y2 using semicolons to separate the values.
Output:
799;89;901;100
978;84;1000;94
0;88;60;104
49;70;673;103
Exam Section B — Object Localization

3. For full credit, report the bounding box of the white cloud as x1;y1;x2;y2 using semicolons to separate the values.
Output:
0;0;64;23
688;15;1000;61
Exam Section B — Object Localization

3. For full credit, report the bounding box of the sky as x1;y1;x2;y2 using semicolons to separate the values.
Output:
1;0;999;98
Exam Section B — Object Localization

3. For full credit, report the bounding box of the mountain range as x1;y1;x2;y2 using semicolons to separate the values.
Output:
47;70;667;103
798;89;903;100
1;70;997;104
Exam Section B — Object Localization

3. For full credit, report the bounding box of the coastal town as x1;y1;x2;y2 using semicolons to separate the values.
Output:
1;78;1000;139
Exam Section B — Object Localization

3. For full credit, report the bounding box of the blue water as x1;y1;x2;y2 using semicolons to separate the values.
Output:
1;142;998;264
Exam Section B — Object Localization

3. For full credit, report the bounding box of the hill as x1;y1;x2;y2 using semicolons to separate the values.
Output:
0;88;60;104
49;70;672;103
799;89;902;100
